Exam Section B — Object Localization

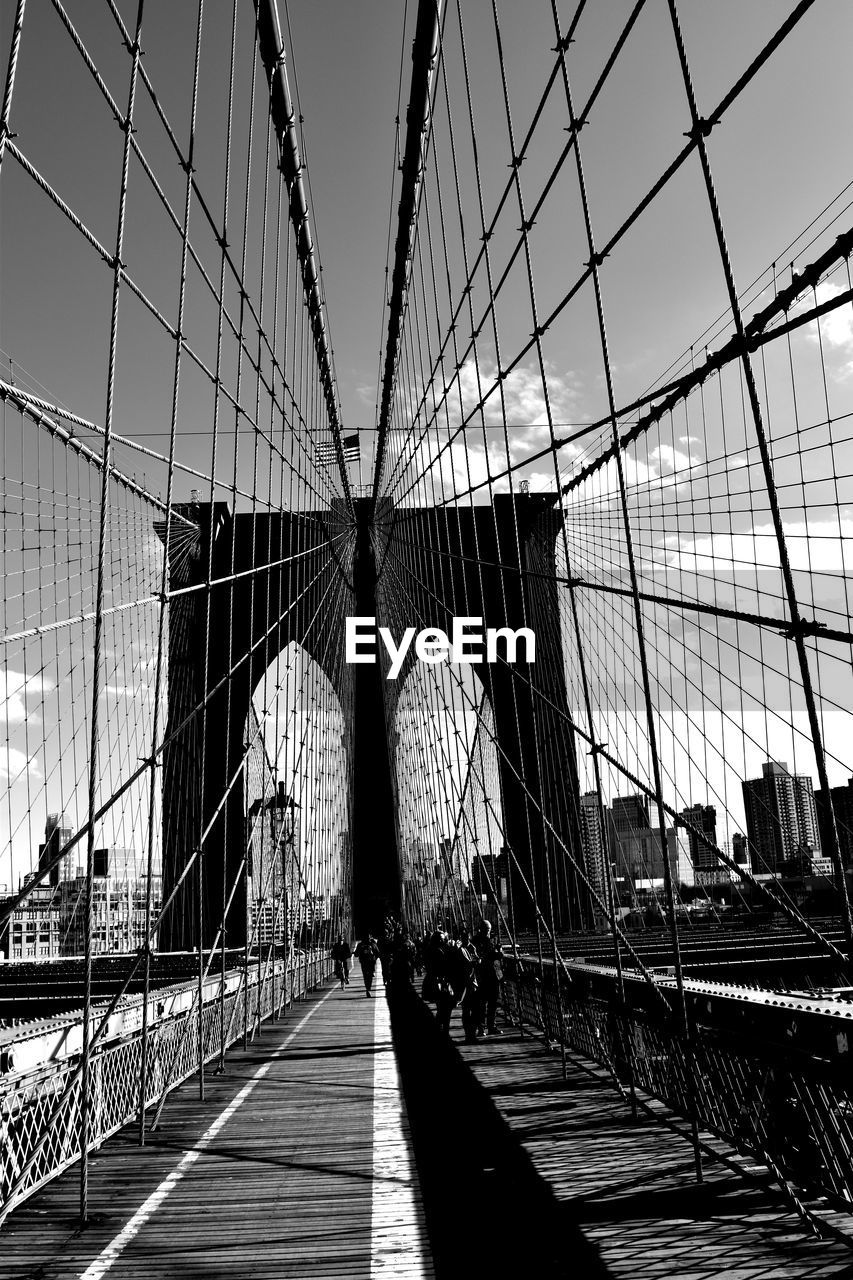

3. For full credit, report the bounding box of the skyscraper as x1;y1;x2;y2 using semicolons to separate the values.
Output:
610;793;658;882
579;792;607;904
815;776;853;869
742;761;821;873
38;813;73;886
731;832;751;872
611;794;650;836
666;827;694;887
679;804;718;872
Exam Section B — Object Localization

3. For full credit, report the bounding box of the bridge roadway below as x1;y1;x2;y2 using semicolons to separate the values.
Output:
3;965;853;1279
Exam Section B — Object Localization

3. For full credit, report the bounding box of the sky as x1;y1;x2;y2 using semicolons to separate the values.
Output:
2;1;853;896
3;2;853;458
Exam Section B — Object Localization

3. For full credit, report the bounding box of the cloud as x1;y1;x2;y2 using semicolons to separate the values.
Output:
141;532;166;575
650;443;693;474
524;469;560;492
660;515;853;575
0;745;42;782
102;682;154;701
797;281;853;378
0;670;54;725
388;355;583;503
450;355;581;439
564;438;705;516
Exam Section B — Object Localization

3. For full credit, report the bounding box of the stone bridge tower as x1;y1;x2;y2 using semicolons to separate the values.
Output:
157;494;583;947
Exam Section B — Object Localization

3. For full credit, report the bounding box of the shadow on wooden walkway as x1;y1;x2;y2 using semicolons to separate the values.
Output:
391;985;853;1279
6;973;852;1279
2;971;431;1279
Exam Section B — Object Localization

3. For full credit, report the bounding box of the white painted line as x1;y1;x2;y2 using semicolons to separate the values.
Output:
79;987;335;1280
370;981;433;1278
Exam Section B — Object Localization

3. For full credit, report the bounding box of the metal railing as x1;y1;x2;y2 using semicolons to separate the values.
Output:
502;956;853;1219
0;950;333;1224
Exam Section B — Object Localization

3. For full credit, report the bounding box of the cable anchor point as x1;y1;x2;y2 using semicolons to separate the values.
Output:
684;117;715;142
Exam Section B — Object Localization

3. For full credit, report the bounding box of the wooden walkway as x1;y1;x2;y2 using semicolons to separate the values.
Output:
2;968;433;1279
447;1014;853;1279
7;973;853;1279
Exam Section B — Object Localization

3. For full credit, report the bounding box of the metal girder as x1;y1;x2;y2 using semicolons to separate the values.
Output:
371;0;443;509
531;955;853;1066
253;0;352;514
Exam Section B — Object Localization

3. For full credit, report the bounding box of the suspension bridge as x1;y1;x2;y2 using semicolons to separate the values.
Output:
2;0;853;1274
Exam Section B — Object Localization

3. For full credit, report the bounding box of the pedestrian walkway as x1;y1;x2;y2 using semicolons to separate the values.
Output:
7;969;848;1279
450;1015;853;1279
2;965;433;1279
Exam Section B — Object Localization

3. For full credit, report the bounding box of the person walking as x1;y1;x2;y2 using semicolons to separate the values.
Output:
331;935;352;989
475;919;504;1036
355;934;380;996
454;931;480;1044
423;930;457;1034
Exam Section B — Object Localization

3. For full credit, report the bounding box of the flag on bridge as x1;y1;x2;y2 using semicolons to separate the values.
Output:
315;432;360;466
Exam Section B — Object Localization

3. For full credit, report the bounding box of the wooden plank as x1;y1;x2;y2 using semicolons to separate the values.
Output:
451;1016;853;1279
1;974;433;1278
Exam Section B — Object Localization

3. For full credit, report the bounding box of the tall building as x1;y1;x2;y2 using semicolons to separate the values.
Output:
60;869;161;955
579;792;607;905
2;874;61;959
666;827;694;887
679;804;718;872
610;794;658;883
731;832;751;872
611;794;650;837
38;813;73;886
815;776;853;868
697;832;751;886
3;826;159;959
742;761;821;874
439;836;466;886
470;850;508;904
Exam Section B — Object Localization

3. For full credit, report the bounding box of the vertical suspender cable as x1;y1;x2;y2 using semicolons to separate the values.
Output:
371;0;443;509
664;0;853;962
80;0;146;1223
